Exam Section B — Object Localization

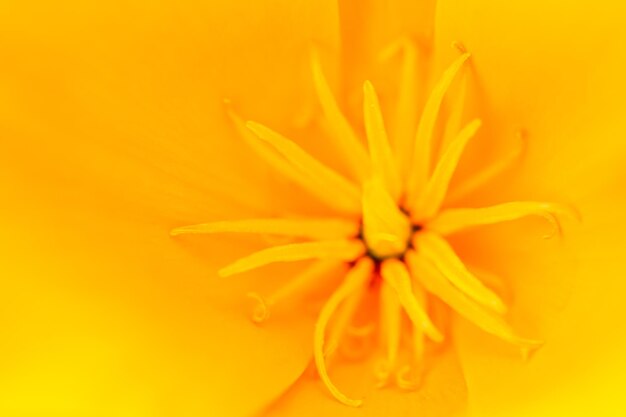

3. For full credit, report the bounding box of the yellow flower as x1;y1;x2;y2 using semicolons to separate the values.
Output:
173;38;578;408
1;1;626;416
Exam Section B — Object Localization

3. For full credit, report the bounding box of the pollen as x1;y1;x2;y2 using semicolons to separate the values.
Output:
172;41;577;406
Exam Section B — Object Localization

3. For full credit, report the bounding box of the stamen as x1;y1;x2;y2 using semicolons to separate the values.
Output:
396;283;427;391
304;293;369;378
219;239;365;277
439;70;467;153
380;259;444;342
379;37;420;180
325;286;367;358
446;130;526;203
362;178;412;259
426;201;580;237
406;52;471;205
396;280;428;390
466;264;510;302
310;47;371;182
225;104;311;190
245;121;362;215
376;279;402;387
415;232;507;314
314;258;374;407
171;217;359;240
227;105;358;214
407;252;543;349
412;119;482;222
363;81;402;201
246;260;345;323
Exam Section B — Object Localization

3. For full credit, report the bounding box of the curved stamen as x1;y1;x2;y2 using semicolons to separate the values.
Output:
219;239;365;277
426;201;580;237
246;260;346;323
406;52;471;205
314;258;374;407
412;119;482;222
310;46;370;182
245;121;362;214
380;259;444;342
407;251;543;350
439;70;467;154
376;279;403;387
363;81;402;200
395;280;427;390
246;292;271;323
171;217;359;240
414;232;507;314
226;104;311;191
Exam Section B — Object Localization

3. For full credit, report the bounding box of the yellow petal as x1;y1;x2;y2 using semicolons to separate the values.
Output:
0;203;320;417
0;1;341;415
247;260;346;323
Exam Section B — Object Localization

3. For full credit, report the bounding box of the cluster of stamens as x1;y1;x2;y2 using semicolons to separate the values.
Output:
171;39;577;406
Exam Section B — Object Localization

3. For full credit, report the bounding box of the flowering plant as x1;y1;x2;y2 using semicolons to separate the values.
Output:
1;1;626;416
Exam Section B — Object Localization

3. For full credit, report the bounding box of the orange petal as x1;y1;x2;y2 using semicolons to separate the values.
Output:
0;1;342;415
434;2;626;414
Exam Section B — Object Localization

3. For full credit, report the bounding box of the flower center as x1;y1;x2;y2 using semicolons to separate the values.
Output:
171;38;577;408
361;215;413;260
361;179;413;260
